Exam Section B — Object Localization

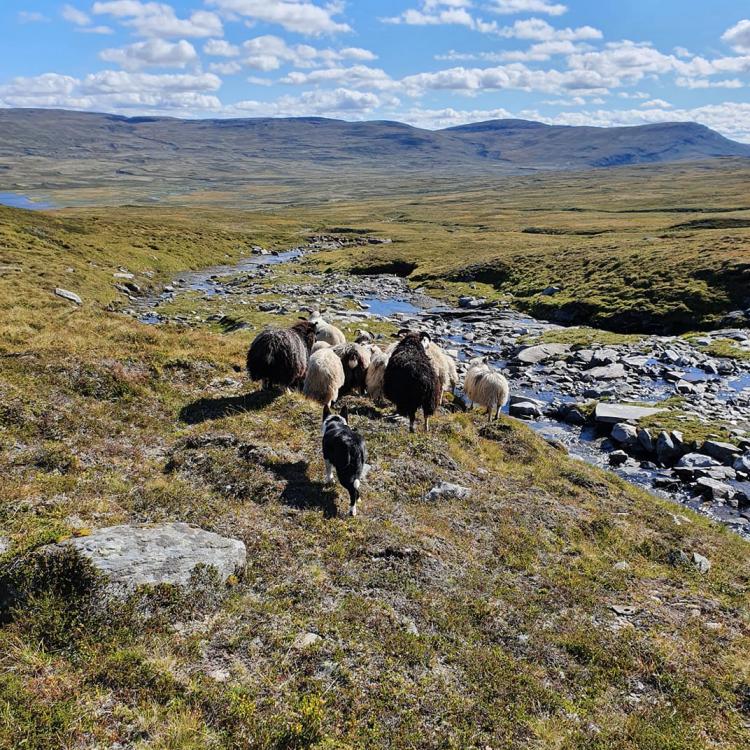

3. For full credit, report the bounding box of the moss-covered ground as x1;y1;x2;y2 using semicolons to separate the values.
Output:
1;203;749;749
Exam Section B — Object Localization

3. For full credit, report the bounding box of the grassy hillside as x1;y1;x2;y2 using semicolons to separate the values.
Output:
1;206;749;749
1;109;750;209
303;161;750;333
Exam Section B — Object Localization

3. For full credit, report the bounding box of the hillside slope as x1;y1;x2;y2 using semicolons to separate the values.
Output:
1;109;749;207
0;205;749;748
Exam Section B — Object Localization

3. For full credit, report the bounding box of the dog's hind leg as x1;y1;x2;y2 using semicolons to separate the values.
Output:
324;460;335;483
348;483;360;516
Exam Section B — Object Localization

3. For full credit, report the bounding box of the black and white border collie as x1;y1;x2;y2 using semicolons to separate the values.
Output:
322;405;368;516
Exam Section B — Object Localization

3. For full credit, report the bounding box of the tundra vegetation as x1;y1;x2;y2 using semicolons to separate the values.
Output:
0;159;749;749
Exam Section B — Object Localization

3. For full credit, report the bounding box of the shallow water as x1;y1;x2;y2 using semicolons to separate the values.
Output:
0;192;54;210
131;245;750;537
361;297;423;318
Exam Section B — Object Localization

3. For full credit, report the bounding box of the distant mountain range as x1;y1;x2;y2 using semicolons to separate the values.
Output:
0;109;748;204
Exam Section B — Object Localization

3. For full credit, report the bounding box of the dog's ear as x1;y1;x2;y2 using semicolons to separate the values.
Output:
323;404;331;421
397;328;411;338
340;405;349;423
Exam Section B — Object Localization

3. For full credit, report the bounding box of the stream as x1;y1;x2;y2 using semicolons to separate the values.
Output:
125;241;750;537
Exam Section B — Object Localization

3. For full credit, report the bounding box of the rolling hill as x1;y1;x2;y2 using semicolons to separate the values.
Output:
0;109;749;206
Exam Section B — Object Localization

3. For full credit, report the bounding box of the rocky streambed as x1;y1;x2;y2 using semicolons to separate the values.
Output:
124;239;750;538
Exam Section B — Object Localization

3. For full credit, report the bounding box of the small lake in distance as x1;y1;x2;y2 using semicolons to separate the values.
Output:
0;193;55;210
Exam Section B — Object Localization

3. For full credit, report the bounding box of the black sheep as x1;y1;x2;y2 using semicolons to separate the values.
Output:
383;332;441;432
246;320;316;390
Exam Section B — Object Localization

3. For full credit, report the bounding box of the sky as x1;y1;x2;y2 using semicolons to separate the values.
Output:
1;1;750;140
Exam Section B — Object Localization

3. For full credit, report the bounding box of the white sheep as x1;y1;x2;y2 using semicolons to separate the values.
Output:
426;341;459;396
303;347;346;408
365;345;389;404
464;357;510;421
311;340;332;354
309;311;346;347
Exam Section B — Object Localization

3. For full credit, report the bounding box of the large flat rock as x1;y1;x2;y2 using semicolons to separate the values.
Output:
515;343;571;364
595;403;665;424
56;523;246;594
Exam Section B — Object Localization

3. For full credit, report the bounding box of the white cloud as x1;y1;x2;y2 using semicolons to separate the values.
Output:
18;11;50;23
78;25;115;34
204;39;240;57
722;19;750;52
92;1;223;38
487;0;567;16
499;18;602;41
0;70;222;115
239;35;376;71
436;41;587;62
281;65;396;91
383;2;500;32
209;61;243;74
230;87;386;118
206;0;351;36
401;62;613;96
641;98;672;108
100;39;199;70
62;5;91;25
676;77;743;89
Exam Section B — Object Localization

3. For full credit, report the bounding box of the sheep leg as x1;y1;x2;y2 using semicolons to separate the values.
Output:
424;415;430;432
324;461;335;484
409;416;416;433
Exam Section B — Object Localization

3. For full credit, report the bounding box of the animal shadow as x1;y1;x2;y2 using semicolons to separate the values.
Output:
179;389;278;425
268;460;339;518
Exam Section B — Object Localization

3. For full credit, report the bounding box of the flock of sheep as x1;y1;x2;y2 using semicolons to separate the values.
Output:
246;312;511;514
246;312;510;431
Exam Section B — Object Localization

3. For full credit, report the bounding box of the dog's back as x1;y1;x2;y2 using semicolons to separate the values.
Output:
322;410;367;516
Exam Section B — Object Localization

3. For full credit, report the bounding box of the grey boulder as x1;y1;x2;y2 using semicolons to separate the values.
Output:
53;522;246;595
54;288;82;306
515;343;571;365
424;482;472;502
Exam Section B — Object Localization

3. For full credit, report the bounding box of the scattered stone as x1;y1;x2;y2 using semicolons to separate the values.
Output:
424;482;472;502
613;561;631;571
656;431;682;465
586;363;626;380
515;343;571;364
293;632;322;650
609;450;630;467
509;396;544;419
611;422;638;446
595;403;664;424
701;440;742;465
50;522;246;595
676;453;720;469
691;553;711;574
0;537;8;555
54;288;82;306
637;428;654;453
611;604;638;616
403;619;419;635
695;477;735;502
541;285;561;296
113;272;134;280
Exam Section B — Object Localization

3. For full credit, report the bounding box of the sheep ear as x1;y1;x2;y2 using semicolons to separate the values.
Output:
397;328;411;338
420;332;431;343
340;405;349;423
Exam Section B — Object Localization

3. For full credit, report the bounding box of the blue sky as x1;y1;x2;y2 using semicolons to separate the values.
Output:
1;1;750;139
